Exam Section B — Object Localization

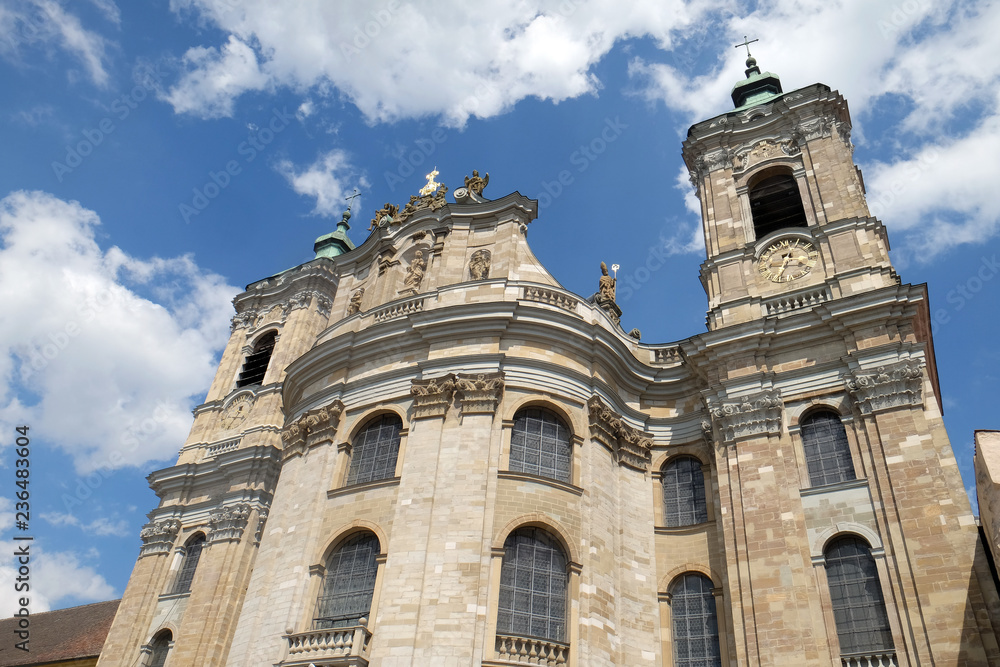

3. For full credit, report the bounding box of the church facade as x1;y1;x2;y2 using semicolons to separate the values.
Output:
98;61;1000;666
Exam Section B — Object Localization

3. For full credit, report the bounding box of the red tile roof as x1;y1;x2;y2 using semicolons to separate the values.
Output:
0;599;120;666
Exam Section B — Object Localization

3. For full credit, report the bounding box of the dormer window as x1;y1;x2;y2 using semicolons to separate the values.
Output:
749;173;807;240
236;331;276;388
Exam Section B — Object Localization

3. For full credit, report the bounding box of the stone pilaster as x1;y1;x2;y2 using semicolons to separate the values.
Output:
455;372;504;416
844;360;923;414
411;374;457;419
706;389;783;444
587;395;653;472
138;519;181;558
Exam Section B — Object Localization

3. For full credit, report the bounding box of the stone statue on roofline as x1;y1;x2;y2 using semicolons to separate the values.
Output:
594;261;622;325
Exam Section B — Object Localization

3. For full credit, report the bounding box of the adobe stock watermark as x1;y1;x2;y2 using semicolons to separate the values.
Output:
51;64;164;182
339;0;401;62
867;148;939;220
535;116;628;209
931;254;1000;332
877;0;931;38
61;401;176;512
179;107;294;223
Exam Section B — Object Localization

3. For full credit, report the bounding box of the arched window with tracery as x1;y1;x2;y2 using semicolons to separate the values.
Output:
509;408;572;483
346;414;402;486
801;410;855;487
669;573;721;667
662;456;709;527
825;536;895;658
749;172;808;239
497;527;568;642
236;330;276;387
315;532;380;629
171;533;205;595
147;630;171;667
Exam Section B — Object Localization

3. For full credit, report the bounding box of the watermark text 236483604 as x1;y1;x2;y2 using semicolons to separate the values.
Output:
12;424;32;653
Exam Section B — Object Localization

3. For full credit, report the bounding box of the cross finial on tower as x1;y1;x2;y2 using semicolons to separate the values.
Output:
735;35;758;58
344;188;361;213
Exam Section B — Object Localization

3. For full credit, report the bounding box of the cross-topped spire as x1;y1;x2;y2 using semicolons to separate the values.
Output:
734;35;758;58
344;188;361;213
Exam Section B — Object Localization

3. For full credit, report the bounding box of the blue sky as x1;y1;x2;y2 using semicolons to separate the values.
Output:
1;0;998;614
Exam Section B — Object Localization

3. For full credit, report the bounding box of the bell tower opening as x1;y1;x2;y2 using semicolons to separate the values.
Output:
748;171;808;240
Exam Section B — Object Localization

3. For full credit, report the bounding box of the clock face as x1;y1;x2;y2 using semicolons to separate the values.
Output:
757;238;819;283
221;395;254;430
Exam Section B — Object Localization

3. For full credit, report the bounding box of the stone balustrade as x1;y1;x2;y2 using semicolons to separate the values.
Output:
841;651;897;667
494;634;569;666
282;620;372;666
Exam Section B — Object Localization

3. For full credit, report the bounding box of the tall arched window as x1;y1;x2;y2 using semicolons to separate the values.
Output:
749;173;807;240
662;456;708;527
236;331;276;387
147;630;172;667
509;408;572;483
346;415;402;486
801;411;855;487
315;532;380;629
824;536;894;656
171;533;205;595
669;573;721;667
497;527;568;641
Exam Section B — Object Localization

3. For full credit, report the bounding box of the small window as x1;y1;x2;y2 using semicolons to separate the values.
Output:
509;408;572;483
236;331;276;387
662;456;709;527
148;630;172;667
749;173;807;239
825;536;894;655
346;415;402;486
801;411;855;487
669;573;721;667
497;527;568;642
315;532;380;629
171;534;205;595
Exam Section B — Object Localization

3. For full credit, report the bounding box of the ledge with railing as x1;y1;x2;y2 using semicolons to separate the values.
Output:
280;618;372;666
841;650;897;667
489;634;569;666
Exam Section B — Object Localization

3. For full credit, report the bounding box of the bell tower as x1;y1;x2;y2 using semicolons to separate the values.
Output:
683;53;897;329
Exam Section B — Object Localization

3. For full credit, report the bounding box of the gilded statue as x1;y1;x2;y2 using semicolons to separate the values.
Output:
464;170;489;196
419;168;441;196
598;261;616;302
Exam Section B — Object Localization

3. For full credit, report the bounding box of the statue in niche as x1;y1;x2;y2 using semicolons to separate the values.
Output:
402;251;426;292
598;261;616;302
347;288;364;315
464;170;489;196
469;249;491;280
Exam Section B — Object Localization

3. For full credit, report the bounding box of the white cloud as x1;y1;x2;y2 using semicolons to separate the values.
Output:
164;0;717;125
40;512;129;536
165;34;269;118
0;0;113;87
0;542;116;615
276;150;369;218
88;0;121;26
0;191;238;473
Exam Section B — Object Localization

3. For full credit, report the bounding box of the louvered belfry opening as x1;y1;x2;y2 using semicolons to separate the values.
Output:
236;331;276;387
749;173;808;239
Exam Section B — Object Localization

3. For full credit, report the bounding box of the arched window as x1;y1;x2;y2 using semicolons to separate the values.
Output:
801;411;855;487
346;415;402;486
171;533;205;595
509;408;572;483
749;173;807;240
236;331;276;387
669;573;721;667
315;532;380;629
662;456;708;527
824;536;894;656
147;630;171;667
497;527;568;641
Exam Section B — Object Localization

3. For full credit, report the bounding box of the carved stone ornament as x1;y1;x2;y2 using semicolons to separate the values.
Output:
455;372;505;416
587;395;653;472
254;509;269;546
230;308;260;332
465;169;489;196
138;518;182;557
731;138;800;172
707;390;783;445
207;503;254;544
347;288;365;315
394;183;449;226
411;374;457;419
282;400;346;454
399;250;427;295
469;249;491;280
369;202;399;230
232;290;332;332
844;360;923;414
